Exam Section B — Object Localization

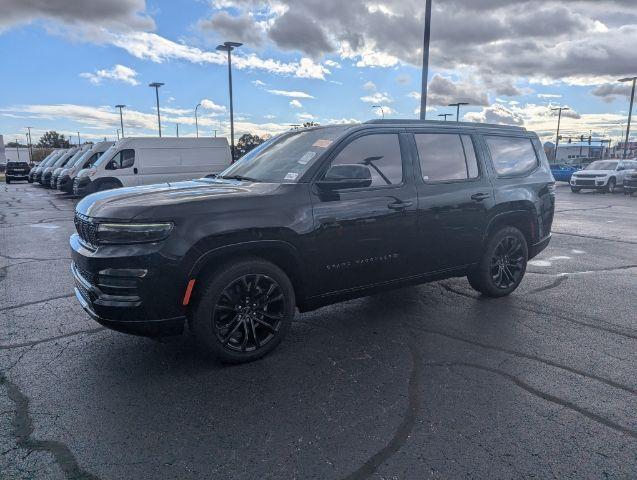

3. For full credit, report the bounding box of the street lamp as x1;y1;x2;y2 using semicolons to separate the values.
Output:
195;103;202;138
77;131;81;146
619;76;636;158
216;41;243;161
115;104;126;138
448;102;469;122
176;123;179;138
372;105;385;119
438;113;452;121
117;129;120;141
149;82;165;137
551;106;570;162
420;0;433;120
26;127;33;163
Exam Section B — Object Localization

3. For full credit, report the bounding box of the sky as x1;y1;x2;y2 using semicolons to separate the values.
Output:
0;0;636;146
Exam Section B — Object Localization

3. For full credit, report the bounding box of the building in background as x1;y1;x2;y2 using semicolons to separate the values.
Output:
555;140;609;162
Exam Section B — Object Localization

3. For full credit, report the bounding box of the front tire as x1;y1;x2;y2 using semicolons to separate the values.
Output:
570;186;580;193
467;226;528;297
605;178;616;194
97;181;120;192
190;258;295;363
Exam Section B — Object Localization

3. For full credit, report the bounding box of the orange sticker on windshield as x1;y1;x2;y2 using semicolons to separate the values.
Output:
312;139;333;148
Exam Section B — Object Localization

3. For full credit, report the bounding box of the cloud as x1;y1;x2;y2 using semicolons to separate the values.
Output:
80;64;140;86
591;82;633;103
537;93;562;99
426;75;490;107
200;99;227;113
324;60;341;68
198;11;264;46
266;89;314;99
268;10;333;58
297;112;316;121
361;92;392;104
363;81;376;91
465;104;525;126
289;99;303;109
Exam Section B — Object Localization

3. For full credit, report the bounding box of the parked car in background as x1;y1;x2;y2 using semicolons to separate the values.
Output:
31;150;65;183
40;147;79;186
570;160;637;193
58;141;114;193
73;137;232;196
624;170;637;195
71;120;555;363
27;150;58;183
51;144;92;189
5;161;31;183
550;163;580;182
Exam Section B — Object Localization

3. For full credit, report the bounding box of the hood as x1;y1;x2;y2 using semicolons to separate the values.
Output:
76;178;284;220
53;167;63;175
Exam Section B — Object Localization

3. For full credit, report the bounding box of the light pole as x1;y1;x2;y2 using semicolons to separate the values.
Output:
115;104;126;138
372;105;385;119
551;107;569;162
420;0;433;120
176;123;179;138
449;102;469;122
149;82;164;137
213;129;218;138
117;129;120;141
77;131;81;146
26;127;33;163
195;103;202;138
438;113;452;121
619;76;636;158
216;41;243;161
15;139;20;160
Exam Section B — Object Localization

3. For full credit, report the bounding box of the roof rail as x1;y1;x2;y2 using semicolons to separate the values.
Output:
363;119;527;131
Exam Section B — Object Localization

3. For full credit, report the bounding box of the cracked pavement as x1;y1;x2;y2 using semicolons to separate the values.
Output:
1;183;636;479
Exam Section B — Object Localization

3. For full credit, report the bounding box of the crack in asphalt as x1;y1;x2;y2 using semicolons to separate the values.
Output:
410;323;637;395
527;275;569;294
0;374;101;480
341;344;423;480
0;294;75;313
0;327;106;350
426;362;637;440
552;231;637;245
527;264;637;276
438;281;637;341
555;206;613;213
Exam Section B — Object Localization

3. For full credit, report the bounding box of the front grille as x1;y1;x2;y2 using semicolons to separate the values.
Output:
75;263;98;285
576;174;601;178
575;179;596;186
75;279;96;303
74;213;98;249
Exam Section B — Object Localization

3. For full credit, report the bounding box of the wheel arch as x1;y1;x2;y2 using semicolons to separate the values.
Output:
93;176;123;189
483;205;538;251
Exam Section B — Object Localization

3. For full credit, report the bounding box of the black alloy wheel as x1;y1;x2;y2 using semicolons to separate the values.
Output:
490;235;525;290
213;274;285;353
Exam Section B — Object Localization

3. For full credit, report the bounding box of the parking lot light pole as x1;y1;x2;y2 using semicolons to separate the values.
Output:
551;106;569;162
619;77;636;159
372;105;385;119
449;102;469;122
26;127;33;163
149;82;164;137
438;113;452;121
176;123;179;138
420;0;432;120
115;105;126;138
117;129;120;141
216;41;243;161
195;103;202;138
77;131;81;146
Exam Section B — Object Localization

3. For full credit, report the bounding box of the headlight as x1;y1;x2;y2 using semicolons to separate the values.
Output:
96;222;174;244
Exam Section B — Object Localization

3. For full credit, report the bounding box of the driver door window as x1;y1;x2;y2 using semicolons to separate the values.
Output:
327;134;403;188
106;149;135;170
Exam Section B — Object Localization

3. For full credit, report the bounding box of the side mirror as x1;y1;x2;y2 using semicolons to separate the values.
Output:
317;164;372;190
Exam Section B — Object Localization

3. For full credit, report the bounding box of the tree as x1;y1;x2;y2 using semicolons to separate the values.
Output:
236;133;265;158
36;131;70;149
6;141;27;148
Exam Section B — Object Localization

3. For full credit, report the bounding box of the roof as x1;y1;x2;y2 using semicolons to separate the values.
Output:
364;119;527;132
114;137;229;148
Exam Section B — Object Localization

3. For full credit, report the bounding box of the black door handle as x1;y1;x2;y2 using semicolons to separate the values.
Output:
133;168;138;174
471;193;491;202
388;201;413;211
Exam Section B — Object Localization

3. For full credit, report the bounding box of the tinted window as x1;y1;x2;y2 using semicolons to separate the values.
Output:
107;149;135;170
328;134;403;187
486;136;539;176
415;133;479;182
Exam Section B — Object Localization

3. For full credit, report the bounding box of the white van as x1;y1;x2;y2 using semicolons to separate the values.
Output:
57;141;114;193
73;137;232;196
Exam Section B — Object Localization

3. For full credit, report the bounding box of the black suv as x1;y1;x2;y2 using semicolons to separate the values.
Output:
71;120;555;362
5;161;31;183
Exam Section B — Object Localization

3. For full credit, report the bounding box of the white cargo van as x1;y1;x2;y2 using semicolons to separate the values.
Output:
57;141;114;193
73;137;232;196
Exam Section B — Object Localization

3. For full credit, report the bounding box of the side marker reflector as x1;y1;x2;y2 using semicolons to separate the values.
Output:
182;279;196;306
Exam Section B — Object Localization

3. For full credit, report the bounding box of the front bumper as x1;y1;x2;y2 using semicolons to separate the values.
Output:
529;234;551;260
6;172;29;180
70;234;187;337
50;174;60;189
570;177;607;188
40;172;52;187
73;176;95;196
58;174;74;192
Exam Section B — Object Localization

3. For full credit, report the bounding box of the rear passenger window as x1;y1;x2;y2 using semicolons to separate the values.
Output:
329;134;403;187
415;133;479;182
485;136;538;176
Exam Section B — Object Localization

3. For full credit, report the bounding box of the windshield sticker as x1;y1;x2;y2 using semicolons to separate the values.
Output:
284;172;299;181
298;152;316;165
312;139;333;149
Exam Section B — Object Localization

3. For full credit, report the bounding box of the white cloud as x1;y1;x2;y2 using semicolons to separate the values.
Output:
79;64;139;86
361;92;392;104
200;99;227;113
289;99;303;108
363;81;377;91
324;59;341;68
537;93;562;99
266;89;314;99
297;112;316;121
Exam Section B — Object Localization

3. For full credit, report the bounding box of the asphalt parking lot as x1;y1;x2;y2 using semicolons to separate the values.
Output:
1;183;636;479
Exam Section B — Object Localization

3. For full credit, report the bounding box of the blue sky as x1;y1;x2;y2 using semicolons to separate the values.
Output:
1;0;635;145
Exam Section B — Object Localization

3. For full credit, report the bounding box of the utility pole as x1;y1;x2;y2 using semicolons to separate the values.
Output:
551;107;569;163
619;77;636;158
25;127;34;163
216;41;243;161
115;105;126;138
420;0;432;120
149;82;165;137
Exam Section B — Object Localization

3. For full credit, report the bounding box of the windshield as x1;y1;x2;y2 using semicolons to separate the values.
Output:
586;161;617;170
219;126;349;183
68;148;95;168
92;145;118;168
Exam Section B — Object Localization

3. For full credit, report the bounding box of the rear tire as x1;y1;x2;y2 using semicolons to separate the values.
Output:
190;258;295;363
467;226;528;298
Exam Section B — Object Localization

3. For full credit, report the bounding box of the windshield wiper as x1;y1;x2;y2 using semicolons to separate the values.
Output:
219;175;262;182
